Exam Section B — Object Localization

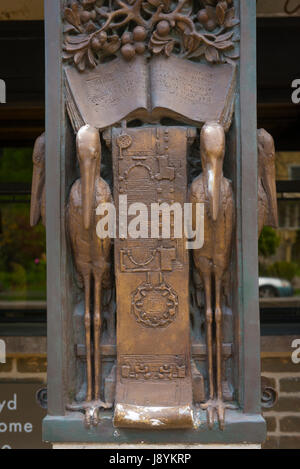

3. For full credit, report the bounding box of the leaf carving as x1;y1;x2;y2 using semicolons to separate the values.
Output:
205;46;219;63
186;44;206;59
215;30;234;42
216;3;226;25
224;8;240;29
165;41;174;57
87;48;97;67
214;40;234;51
64;5;82;31
77;58;86;72
74;50;86;65
66;34;90;45
64;42;88;53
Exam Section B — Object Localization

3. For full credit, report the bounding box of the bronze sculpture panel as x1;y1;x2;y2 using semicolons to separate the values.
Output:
66;125;113;426
111;126;196;429
39;0;272;442
190;122;236;430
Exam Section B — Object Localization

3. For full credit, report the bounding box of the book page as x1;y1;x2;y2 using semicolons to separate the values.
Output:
65;56;148;130
150;55;236;128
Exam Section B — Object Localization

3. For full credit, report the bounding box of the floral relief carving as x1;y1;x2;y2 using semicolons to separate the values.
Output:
63;0;240;71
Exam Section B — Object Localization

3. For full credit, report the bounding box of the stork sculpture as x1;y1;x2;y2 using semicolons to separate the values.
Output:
190;122;236;430
67;125;113;426
257;128;278;237
30;132;46;227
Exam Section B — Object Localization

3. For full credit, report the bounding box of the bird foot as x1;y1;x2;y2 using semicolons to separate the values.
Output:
201;399;238;431
67;399;113;428
200;400;216;430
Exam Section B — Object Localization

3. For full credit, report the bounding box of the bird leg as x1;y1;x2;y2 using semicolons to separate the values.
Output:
214;271;237;430
94;276;102;403
200;271;215;429
215;271;224;429
84;273;92;403
215;272;224;400
82;275;112;427
67;273;107;427
68;275;112;428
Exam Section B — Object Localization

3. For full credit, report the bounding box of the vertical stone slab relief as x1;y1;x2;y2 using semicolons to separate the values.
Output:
111;126;195;428
38;0;276;440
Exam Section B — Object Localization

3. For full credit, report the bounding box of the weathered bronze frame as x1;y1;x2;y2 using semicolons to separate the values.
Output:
43;0;266;445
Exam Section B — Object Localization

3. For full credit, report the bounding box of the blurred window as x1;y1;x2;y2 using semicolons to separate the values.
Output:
289;166;300;180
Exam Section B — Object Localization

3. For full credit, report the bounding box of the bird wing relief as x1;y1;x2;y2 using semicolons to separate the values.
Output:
258;128;279;230
30;132;46;227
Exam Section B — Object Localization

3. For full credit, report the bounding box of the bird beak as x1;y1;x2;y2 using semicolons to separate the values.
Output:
80;157;96;230
207;157;223;222
30;164;45;226
263;163;278;228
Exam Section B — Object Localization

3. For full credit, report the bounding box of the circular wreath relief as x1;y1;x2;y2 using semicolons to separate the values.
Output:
132;281;178;328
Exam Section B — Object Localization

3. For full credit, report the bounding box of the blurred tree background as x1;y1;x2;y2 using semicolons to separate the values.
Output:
259;226;281;258
0;148;46;300
259;226;300;287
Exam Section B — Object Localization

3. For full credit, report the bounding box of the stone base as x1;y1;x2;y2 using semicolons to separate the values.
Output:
53;443;261;449
44;412;266;446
